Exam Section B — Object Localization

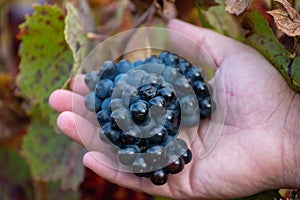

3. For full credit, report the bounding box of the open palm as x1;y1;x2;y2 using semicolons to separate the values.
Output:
49;19;300;199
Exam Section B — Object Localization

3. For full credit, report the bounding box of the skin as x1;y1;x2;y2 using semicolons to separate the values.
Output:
49;19;300;199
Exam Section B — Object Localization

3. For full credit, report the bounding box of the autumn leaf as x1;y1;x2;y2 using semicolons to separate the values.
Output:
155;0;177;20
225;0;252;15
17;4;73;127
267;0;300;37
22;110;85;190
17;4;85;190
242;10;300;92
201;0;242;39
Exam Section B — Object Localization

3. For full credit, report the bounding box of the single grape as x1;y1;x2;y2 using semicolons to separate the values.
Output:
176;58;191;74
157;86;176;106
110;108;132;131
116;59;133;74
150;169;168;186
137;83;159;101
165;155;184;174
147;125;168;145
84;71;99;91
149;96;167;118
180;95;199;115
85;92;96;111
96;110;111;126
100;123;121;146
133;59;144;67
198;95;213;118
101;97;112;112
99;61;117;80
181;148;192;164
185;66;204;83
130;100;149;125
193;80;209;97
162;66;180;84
95;79;114;99
173;77;193;97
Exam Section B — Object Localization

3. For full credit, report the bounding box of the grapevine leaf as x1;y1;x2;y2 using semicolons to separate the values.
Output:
22;111;85;190
290;55;300;88
65;0;94;75
16;4;73;124
242;10;300;92
201;0;242;39
267;0;300;37
225;0;251;15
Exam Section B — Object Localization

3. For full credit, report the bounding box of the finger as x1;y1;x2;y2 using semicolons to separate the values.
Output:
57;111;102;150
167;19;251;67
69;75;90;96
49;89;98;125
83;151;172;196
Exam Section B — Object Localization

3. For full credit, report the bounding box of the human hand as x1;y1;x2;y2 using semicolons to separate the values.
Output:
49;19;300;199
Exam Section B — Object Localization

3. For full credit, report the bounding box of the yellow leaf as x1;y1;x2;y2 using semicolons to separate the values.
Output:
267;0;300;37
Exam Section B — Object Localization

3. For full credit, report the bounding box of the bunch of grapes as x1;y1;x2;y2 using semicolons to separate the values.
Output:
84;51;213;185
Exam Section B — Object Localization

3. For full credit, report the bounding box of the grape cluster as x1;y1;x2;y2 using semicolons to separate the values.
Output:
84;51;213;186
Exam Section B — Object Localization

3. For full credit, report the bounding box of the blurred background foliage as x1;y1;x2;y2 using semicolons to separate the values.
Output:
0;0;299;199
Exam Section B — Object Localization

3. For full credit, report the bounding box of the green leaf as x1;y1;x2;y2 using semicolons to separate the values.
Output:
22;112;85;190
290;55;300;89
242;10;300;92
16;4;84;191
201;0;243;40
16;4;73;123
0;148;34;199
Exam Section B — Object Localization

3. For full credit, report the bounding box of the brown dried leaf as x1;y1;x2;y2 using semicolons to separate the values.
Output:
267;0;300;37
225;0;252;15
194;0;220;8
156;0;177;19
